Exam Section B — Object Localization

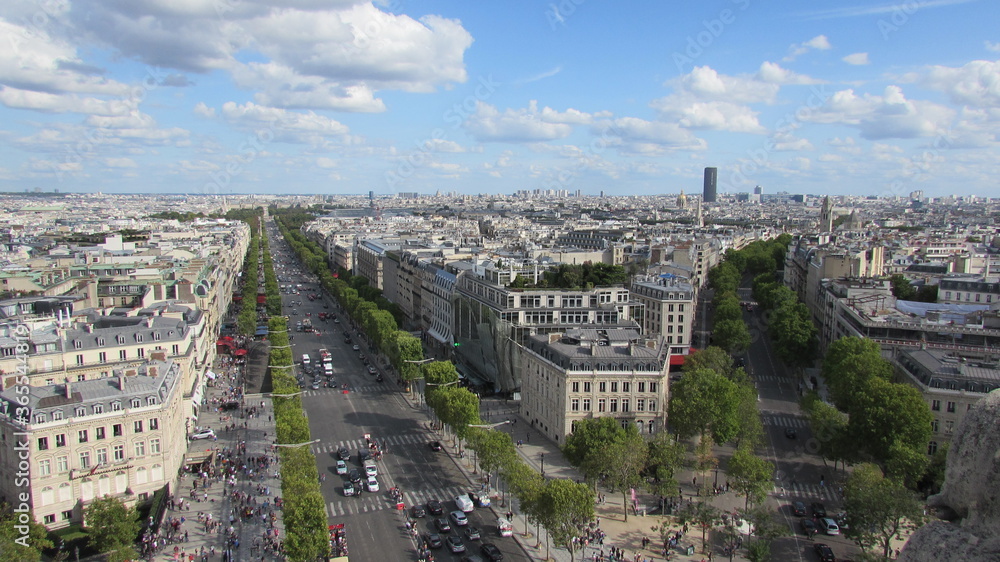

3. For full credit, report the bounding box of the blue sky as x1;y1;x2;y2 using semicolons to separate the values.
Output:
1;0;998;198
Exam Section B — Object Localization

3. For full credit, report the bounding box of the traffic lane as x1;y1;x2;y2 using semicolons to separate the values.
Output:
413;508;519;562
331;495;414;562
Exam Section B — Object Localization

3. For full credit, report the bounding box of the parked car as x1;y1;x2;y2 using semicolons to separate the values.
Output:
191;429;216;440
819;517;840;536
813;543;836;562
801;518;818;537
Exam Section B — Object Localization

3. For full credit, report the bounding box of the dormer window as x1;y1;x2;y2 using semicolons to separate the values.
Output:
34;413;46;423
130;399;140;408
74;340;83;349
111;402;121;411
97;337;105;346
146;396;156;406
153;332;161;341
52;410;63;421
116;335;125;345
136;334;143;343
93;404;103;414
75;407;85;417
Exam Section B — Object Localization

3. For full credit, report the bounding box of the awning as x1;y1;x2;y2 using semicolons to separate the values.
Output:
233;349;248;356
669;355;687;366
206;371;217;380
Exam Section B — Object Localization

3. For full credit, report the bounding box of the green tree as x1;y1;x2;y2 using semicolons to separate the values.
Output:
844;463;925;559
848;378;933;468
822;337;894;411
726;445;774;509
770;301;817;368
423;360;459;386
601;427;648;521
0;509;52;562
563;417;628;484
84;496;140;561
681;346;734;377
889;274;917;300
468;427;517;479
537;479;595;559
676;500;722;552
645;432;686;498
885;439;930;490
745;540;771;562
667;368;742;443
713;318;752;355
803;397;853;470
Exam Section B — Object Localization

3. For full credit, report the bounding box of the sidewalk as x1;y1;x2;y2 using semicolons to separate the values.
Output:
149;356;285;561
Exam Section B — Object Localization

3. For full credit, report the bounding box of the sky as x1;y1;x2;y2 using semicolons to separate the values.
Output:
1;0;999;198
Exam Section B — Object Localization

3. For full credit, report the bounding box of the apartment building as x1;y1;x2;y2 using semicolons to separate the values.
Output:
629;275;695;356
938;275;1000;305
0;357;187;529
519;328;670;444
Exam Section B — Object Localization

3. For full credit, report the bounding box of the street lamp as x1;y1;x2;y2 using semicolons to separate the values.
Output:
540;453;545;477
274;439;320;448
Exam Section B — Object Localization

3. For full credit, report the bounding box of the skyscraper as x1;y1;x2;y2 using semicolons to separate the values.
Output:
703;167;717;203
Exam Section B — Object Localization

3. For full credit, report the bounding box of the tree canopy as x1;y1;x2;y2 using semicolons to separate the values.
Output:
667;368;742;443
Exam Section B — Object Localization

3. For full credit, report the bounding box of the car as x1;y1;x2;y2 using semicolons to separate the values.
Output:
469;491;491;507
344;338;352;344
366;477;379;492
784;427;797;439
429;441;443;451
335;460;348;475
337;447;350;461
411;505;427;518
435;517;452;533
791;501;808;517
834;512;850;531
819;517;840;536
367;366;377;375
801;518;818;536
358;449;371;462
311;381;320;390
447;535;466;554
813;543;836;562
427;500;444;515
343;482;355;497
424;533;443;549
364;461;378;477
465;526;482;541
191;429;216;440
454;494;475;513
480;543;504;561
348;469;362;484
352;344;360;351
811;502;827;518
450;510;469;526
301;354;310;365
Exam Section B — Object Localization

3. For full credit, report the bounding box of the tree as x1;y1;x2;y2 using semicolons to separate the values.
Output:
667;368;742;443
644;432;686;498
889;274;917;300
848;378;933;468
0;509;52;562
885;439;929;490
844;463;925;559
727;445;774;510
601;427;648;521
770;301;817;369
681;346;733;377
423;360;459;386
676;500;721;552
563;417;627;484
803;398;853;470
822;337;894;411
84;496;140;561
713;318;752;355
745;540;771;562
468;427;517;479
537;479;595;559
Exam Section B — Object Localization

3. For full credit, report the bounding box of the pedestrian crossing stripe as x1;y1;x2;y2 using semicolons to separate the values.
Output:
312;433;430;455
762;416;808;429
778;483;840;502
301;386;384;397
326;485;476;518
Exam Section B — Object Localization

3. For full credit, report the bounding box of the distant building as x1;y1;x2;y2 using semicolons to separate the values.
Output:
519;328;671;444
629;275;695;356
820;196;834;232
703;168;717;203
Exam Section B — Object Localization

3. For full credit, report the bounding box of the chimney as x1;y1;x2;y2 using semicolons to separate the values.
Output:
591;342;598;356
84;323;93;333
146;316;154;328
119;375;126;391
629;343;636;356
64;379;72;398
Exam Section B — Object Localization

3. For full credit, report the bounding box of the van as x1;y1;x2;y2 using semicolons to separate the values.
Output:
819;517;840;536
497;517;513;537
454;494;474;513
324;364;334;376
301;354;310;365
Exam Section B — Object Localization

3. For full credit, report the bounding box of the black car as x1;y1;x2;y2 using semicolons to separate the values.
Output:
358;449;371;462
784;427;797;439
801;518;818;536
791;501;807;517
411;505;427;518
348;469;362;484
480;543;504;561
811;502;827;518
427;500;444;516
337;447;350;461
424;533;443;550
435;517;452;533
813;543;836;562
468;491;487;507
429;441;443;451
446;535;466;554
465;526;482;541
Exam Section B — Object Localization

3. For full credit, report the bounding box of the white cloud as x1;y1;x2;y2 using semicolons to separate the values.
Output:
599;117;707;152
918;59;1000;108
463;101;580;142
842;53;870;66
668;66;780;104
804;86;955;140
0;88;132;115
515;66;563;85
783;35;832;61
193;102;216;118
104;157;137;168
986;41;1000;53
756;62;824;85
802;0;977;20
220;102;351;144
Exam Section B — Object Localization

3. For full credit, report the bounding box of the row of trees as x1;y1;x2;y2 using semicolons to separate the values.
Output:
751;273;818;370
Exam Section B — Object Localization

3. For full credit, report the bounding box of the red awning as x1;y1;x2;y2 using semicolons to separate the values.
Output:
669;355;687;366
233;349;248;356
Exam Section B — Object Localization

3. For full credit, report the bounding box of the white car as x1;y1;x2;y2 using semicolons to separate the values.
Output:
366;477;380;492
364;460;378;477
336;460;348;475
191;429;215;440
454;494;474;513
301;354;310;365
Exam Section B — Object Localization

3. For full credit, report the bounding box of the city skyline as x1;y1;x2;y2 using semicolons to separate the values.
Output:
1;0;999;198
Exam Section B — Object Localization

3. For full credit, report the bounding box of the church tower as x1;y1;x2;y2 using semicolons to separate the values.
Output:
820;196;834;232
677;190;688;210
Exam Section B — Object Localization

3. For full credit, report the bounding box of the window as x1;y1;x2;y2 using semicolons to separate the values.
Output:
622;399;630;412
98;337;105;346
57;456;69;473
947;401;956;413
77;374;86;382
598;399;606;412
149;439;161;454
61;510;73;521
649;382;658;393
679;305;685;312
98;352;107;363
35;413;47;424
112;424;123;437
76;354;85;366
598;381;606;393
43;515;55;525
55;434;66;447
172;344;180;355
78;430;88;443
945;421;954;434
649;400;657;412
931;400;940;411
79;451;91;469
931;419;939;432
582;399;591;411
928;441;938;455
37;437;49;451
138;348;145;358
134;441;146;457
111;402;121;411
583;382;591;393
52;411;63;421
130;399;141;409
39;459;51;476
636;398;645;412
96;427;105;440
113;445;124;461
119;350;127;360
610;398;618;412
96;448;108;465
149;418;159;430
133;421;143;433
571;399;580;412
75;407;85;417
638;382;646;392
571;382;579;393
622;382;630;393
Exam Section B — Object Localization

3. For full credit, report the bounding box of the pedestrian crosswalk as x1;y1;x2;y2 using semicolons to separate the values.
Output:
312;432;429;455
326;485;475;517
752;375;785;383
778;482;841;502
761;414;808;429
300;385;384;397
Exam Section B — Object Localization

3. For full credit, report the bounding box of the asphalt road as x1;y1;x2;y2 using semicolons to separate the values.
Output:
267;223;524;562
